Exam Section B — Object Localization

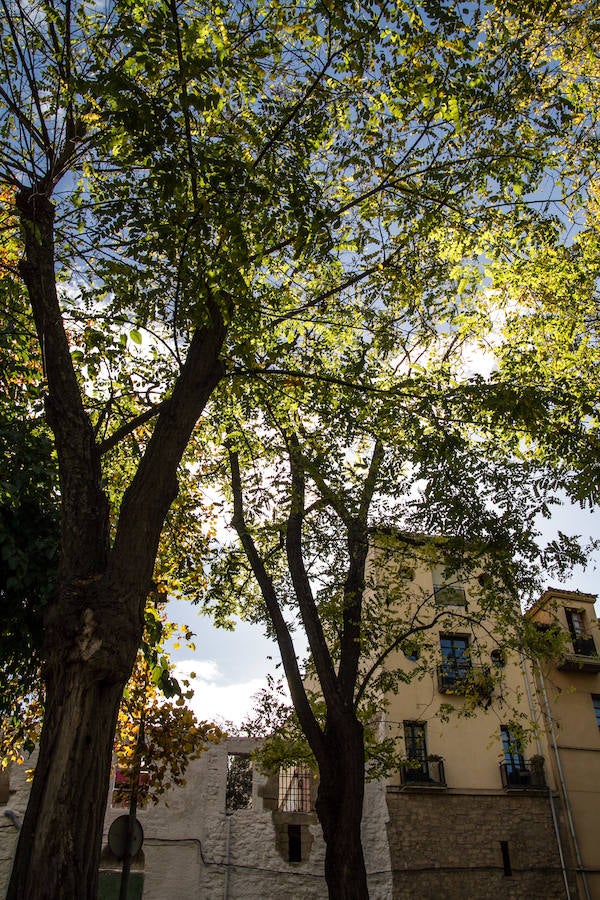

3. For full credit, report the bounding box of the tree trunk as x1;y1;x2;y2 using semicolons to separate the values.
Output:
316;714;369;900
6;578;143;900
6;673;128;900
9;189;226;898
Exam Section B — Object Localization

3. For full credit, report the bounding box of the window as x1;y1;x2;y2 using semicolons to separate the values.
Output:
501;725;526;786
403;645;419;662
278;765;312;812
439;634;471;687
401;722;445;786
500;841;512;877
491;649;506;668
288;824;303;862
565;608;597;656
592;695;600;729
432;564;467;607
566;608;586;638
403;721;428;781
226;753;253;811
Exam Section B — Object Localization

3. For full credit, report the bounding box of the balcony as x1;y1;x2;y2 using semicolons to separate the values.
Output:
434;584;466;607
400;758;446;788
558;635;600;673
500;758;546;790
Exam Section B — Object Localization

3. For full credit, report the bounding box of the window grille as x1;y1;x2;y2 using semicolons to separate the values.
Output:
278;765;313;812
112;768;150;809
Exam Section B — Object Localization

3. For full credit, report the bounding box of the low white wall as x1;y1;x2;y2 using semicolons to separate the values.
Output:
2;738;394;899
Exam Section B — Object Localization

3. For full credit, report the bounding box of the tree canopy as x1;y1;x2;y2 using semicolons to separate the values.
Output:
1;0;598;896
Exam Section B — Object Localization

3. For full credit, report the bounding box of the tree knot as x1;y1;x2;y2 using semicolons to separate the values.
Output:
76;608;103;661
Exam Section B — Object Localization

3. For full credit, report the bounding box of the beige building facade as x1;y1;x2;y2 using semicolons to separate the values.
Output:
528;588;600;900
373;534;575;898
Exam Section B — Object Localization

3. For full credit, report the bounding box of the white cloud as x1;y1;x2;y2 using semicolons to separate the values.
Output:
173;659;268;728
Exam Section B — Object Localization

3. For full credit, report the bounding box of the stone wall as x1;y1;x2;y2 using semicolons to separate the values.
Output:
386;789;572;900
100;737;393;900
0;753;35;897
1;744;577;899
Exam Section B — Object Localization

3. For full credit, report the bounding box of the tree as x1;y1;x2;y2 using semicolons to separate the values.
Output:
426;1;600;509
205;317;571;898
1;610;222;790
0;0;590;896
112;610;223;807
1;607;222;900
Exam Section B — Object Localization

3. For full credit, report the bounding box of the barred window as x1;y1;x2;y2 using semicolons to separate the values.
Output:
278;765;313;812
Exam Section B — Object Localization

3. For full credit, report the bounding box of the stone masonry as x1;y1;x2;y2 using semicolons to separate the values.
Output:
386;789;572;900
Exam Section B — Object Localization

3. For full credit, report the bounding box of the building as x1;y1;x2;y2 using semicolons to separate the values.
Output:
0;736;392;899
372;533;575;899
528;588;600;900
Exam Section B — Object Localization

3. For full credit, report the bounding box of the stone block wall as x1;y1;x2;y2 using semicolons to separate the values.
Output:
386;789;572;900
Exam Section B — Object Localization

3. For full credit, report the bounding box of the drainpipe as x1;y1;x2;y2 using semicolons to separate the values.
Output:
224;814;232;900
520;655;571;900
536;661;591;900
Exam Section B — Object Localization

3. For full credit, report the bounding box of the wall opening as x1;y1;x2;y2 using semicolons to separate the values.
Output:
278;765;313;812
226;753;253;811
288;824;302;862
500;840;512;876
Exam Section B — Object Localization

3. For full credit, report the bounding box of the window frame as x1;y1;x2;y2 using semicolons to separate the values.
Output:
565;607;586;639
403;721;428;782
439;633;471;688
592;695;600;729
501;725;525;779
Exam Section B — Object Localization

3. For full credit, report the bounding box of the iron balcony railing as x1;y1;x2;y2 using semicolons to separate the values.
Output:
433;584;467;607
400;758;446;788
572;635;598;657
499;759;546;790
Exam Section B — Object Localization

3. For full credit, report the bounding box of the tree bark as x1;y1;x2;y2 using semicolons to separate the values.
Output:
316;713;369;900
8;189;227;898
7;682;123;900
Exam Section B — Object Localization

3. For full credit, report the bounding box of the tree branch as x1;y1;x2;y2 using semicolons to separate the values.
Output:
98;401;168;455
109;307;226;599
285;436;342;710
16;188;109;578
358;439;384;523
228;446;325;755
